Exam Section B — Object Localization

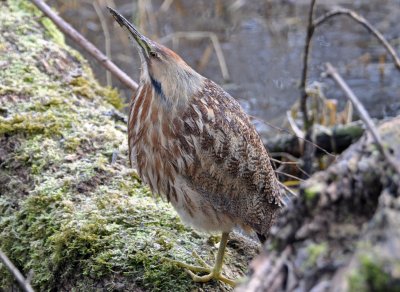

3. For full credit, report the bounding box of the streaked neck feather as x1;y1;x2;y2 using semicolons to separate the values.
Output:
144;67;204;110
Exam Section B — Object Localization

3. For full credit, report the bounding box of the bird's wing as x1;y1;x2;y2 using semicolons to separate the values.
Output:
176;79;281;235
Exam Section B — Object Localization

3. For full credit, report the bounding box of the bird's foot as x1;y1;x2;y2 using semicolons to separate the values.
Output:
170;251;236;286
186;267;236;286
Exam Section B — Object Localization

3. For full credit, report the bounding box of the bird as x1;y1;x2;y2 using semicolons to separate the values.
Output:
108;7;282;286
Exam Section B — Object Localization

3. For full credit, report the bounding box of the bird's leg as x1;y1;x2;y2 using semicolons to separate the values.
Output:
172;232;236;286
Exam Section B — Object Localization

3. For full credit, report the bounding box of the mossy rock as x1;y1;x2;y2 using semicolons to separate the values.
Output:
0;1;256;291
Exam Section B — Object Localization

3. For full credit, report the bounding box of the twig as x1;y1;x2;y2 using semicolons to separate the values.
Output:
299;0;317;130
325;63;382;150
314;7;400;71
0;250;34;292
286;110;305;153
271;154;311;178
29;0;138;91
295;164;311;179
286;111;304;141
197;44;214;73
160;0;174;11
278;181;298;198
270;152;300;163
249;114;336;158
270;157;298;165
93;0;112;87
275;170;305;182
298;0;318;175
325;63;400;175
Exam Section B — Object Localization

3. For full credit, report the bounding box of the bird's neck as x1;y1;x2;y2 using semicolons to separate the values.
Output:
141;68;204;111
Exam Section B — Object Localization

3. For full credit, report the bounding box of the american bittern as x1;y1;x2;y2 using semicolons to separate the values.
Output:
108;7;281;286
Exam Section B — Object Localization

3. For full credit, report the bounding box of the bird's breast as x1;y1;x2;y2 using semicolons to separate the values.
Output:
128;84;184;199
127;84;237;232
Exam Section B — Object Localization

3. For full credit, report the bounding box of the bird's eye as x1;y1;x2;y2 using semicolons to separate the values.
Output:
149;51;158;58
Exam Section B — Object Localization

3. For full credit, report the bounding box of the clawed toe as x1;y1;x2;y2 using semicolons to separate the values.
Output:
168;232;237;286
186;269;236;286
167;253;236;286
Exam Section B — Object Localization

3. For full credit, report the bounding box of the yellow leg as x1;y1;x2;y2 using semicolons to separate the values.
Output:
171;232;236;286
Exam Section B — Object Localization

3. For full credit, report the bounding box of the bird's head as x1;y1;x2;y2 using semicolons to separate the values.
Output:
108;7;204;108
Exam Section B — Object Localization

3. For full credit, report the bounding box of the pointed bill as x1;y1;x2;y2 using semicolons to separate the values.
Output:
107;7;153;57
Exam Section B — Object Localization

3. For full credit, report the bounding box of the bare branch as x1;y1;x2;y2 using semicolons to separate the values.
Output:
93;0;112;87
29;0;138;91
314;7;400;71
275;170;305;182
278;181;298;198
270;158;299;165
325;63;400;175
298;0;318;175
286;110;305;152
270;152;300;163
0;250;34;292
299;0;317;130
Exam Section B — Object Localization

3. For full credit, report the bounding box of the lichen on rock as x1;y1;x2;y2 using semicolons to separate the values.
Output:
0;1;255;291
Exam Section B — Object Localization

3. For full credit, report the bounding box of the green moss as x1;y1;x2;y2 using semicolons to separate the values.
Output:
348;254;397;292
14;136;54;172
0;111;71;136
64;136;81;151
69;77;125;109
40;17;65;46
7;0;42;16
304;183;323;202
70;76;96;99
1;179;201;290
102;86;126;110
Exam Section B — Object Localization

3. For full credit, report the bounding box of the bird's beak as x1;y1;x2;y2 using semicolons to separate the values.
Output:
107;7;153;58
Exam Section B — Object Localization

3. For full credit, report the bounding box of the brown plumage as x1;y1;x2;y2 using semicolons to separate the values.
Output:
109;7;281;286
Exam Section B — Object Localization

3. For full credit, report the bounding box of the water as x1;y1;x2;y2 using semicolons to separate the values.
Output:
50;0;400;136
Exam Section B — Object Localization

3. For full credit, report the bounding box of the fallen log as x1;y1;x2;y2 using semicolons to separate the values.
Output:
265;121;365;158
239;116;400;291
